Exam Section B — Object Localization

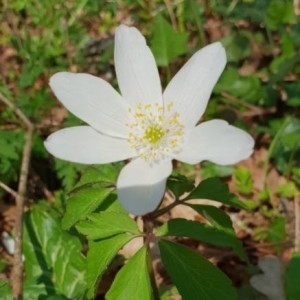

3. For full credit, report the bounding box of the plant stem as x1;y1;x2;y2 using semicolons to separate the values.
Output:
142;215;160;300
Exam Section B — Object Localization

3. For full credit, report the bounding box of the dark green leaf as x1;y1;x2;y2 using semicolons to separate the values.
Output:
159;240;237;300
167;174;194;198
185;177;248;210
150;14;188;66
62;187;112;229
157;218;246;261
76;211;140;239
285;251;300;300
106;246;152;300
86;233;134;299
186;203;234;233
72;164;122;191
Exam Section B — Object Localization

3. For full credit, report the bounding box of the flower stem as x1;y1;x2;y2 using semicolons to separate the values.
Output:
142;215;160;300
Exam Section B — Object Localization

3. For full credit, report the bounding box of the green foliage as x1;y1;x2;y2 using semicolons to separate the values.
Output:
234;167;253;195
150;14;188;66
186;177;249;210
157;218;247;261
54;159;85;191
277;182;298;198
86;234;135;299
0;201;87;298
1;0;300;299
167;174;194;198
186;203;234;233
106;246;152;300
61;187;112;229
159;240;238;300
0;130;24;183
267;217;287;253
285;251;300;300
76;212;141;240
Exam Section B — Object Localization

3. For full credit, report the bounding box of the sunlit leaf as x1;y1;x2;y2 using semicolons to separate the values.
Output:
150;14;188;66
106;246;152;300
87;233;134;299
76;211;141;239
62;187;112;229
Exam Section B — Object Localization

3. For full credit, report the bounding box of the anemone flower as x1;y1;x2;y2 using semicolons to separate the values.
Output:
44;25;254;216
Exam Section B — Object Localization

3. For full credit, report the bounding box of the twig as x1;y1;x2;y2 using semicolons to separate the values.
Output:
221;92;276;117
163;0;178;30
0;92;34;300
294;195;300;251
295;0;300;16
0;181;18;198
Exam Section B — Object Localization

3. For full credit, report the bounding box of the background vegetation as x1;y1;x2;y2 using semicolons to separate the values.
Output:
0;0;299;299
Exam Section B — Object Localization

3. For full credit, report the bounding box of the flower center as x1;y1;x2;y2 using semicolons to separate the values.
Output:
126;102;184;162
144;124;165;144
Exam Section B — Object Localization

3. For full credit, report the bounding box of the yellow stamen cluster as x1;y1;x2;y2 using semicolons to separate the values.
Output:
126;101;184;162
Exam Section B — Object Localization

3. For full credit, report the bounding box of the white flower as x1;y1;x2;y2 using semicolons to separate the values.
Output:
44;25;254;216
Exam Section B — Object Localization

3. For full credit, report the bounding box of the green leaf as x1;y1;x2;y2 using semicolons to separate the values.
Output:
167;174;194;198
86;233;134;299
106;246;152;300
277;182;298;198
54;158;84;191
24;202;86;298
150;14;188;66
234;167;253;195
62;187;112;229
159;240;237;300
76;211;141;239
186;203;234;233
267;217;286;253
265;0;296;30
157;218;247;261
72;164;122;191
185;177;248;210
0;279;53;300
286;251;300;300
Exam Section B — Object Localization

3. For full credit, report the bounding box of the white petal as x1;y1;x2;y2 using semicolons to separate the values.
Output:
117;158;172;215
114;25;162;107
174;120;254;165
44;126;136;164
163;42;226;128
49;72;129;138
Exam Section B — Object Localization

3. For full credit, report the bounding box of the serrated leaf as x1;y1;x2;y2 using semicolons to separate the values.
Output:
185;177;248;210
286;251;300;300
150;14;188;66
87;233;134;299
159;240;237;300
76;211;141;240
0;280;53;300
186;203;234;233
26;202;86;298
157;218;247;261
72;164;122;192
62;187;112;229
106;246;152;300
